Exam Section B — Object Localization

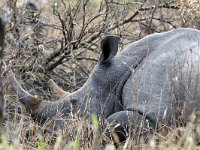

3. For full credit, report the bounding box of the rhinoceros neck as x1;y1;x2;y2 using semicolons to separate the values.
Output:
70;34;161;116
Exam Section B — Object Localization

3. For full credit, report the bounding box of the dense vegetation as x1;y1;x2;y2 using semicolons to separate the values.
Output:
0;0;200;149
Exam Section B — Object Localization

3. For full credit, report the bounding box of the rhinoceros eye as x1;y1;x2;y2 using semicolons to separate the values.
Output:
70;99;78;106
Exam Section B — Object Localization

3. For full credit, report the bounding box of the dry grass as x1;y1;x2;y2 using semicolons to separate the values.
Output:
1;0;200;149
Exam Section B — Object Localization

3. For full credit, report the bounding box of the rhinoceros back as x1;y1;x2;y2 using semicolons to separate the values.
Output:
122;28;200;125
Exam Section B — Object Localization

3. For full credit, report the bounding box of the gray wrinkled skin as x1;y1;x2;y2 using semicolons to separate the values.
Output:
122;28;200;126
9;28;200;140
106;29;200;141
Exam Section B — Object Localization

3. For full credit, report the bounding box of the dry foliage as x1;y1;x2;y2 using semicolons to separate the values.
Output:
0;0;199;149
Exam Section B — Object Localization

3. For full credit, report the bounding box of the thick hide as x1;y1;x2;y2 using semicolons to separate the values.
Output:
9;28;200;142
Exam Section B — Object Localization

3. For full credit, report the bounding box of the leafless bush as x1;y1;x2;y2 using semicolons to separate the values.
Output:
179;0;200;28
1;0;200;149
0;17;5;135
4;0;182;94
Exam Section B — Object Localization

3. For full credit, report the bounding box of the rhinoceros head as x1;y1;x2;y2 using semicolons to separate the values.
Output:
9;36;122;126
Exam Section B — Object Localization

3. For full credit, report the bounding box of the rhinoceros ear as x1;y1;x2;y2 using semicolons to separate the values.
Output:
100;36;119;64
